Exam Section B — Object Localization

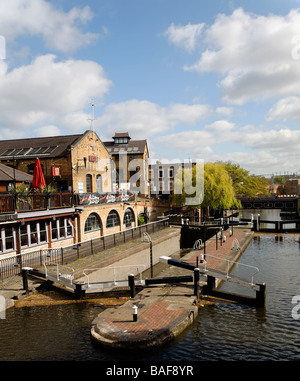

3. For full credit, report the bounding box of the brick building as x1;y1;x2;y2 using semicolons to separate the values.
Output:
104;132;150;196
0;130;112;194
0;130;152;258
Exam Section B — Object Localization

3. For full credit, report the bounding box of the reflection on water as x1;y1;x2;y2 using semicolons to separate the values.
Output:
0;234;300;360
241;209;297;230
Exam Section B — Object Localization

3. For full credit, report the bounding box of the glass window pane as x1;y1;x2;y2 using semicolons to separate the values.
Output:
106;211;120;228
51;221;58;241
20;225;29;247
39;221;47;243
5;226;14;251
84;213;101;232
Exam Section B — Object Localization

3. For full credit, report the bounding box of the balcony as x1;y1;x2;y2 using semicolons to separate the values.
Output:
0;192;79;215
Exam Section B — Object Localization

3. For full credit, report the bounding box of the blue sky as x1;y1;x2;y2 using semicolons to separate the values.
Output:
1;0;300;176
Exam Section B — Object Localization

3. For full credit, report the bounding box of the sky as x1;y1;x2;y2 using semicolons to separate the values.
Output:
1;0;300;176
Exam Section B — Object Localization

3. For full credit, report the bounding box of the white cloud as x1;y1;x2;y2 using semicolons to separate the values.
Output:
164;22;205;52
238;127;300;152
0;0;98;53
97;100;211;140
204;120;235;132
170;8;300;104
156;129;214;157
33;125;62;137
266;96;300;121
0;54;112;134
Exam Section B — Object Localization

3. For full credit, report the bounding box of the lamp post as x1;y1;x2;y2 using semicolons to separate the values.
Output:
142;232;153;277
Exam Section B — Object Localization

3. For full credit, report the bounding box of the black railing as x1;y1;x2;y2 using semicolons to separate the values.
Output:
0;218;169;281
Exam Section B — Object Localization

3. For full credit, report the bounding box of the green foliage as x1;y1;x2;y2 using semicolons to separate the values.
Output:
138;215;145;225
173;162;240;210
202;162;240;210
221;161;270;197
9;183;31;210
273;176;286;185
36;184;57;195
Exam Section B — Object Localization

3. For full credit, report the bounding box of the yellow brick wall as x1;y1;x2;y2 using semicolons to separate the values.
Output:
70;130;113;193
78;202;138;240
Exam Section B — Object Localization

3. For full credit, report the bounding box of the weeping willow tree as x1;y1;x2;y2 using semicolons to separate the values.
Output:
173;162;240;215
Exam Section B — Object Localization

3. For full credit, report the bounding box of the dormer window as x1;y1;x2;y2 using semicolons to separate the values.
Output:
115;137;128;144
113;132;131;145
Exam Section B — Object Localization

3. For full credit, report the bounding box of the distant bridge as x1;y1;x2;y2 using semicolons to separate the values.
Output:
238;196;299;211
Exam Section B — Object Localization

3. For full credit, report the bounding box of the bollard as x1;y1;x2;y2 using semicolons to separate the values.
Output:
256;282;266;308
206;275;216;293
194;268;200;297
128;274;135;299
133;305;138;321
74;282;85;299
22;267;33;294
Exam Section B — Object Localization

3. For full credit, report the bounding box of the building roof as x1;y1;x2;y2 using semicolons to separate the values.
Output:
0;163;33;183
113;132;131;139
0;131;90;160
104;133;148;155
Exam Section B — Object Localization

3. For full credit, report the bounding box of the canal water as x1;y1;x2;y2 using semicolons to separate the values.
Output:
0;234;300;361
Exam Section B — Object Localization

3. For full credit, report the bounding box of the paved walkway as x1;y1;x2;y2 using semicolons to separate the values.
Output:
91;227;254;349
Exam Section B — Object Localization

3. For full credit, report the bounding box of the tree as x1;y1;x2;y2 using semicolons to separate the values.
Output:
202;162;240;211
173;162;240;213
221;161;270;197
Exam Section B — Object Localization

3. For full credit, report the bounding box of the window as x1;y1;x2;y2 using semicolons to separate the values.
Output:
0;226;16;253
20;224;29;247
96;175;102;193
38;221;47;243
51;220;58;241
51;218;73;240
4;226;14;251
115;137;128;144
169;167;174;178
106;210;120;228
86;174;92;193
85;213;101;232
66;219;73;237
123;208;134;228
29;222;37;245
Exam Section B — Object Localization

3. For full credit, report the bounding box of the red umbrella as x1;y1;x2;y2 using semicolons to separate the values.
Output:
32;158;46;189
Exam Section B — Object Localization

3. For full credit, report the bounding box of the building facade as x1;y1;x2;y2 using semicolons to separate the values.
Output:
0;130;155;258
104;132;150;196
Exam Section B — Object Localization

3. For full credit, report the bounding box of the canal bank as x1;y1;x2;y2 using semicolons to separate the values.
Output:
90;226;255;350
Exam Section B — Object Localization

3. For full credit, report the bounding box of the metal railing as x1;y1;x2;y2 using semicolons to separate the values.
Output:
80;264;146;289
199;253;259;286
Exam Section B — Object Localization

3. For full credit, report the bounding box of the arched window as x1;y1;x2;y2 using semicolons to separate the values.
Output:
84;213;101;232
123;208;135;228
106;210;120;228
96;174;102;193
86;174;92;193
